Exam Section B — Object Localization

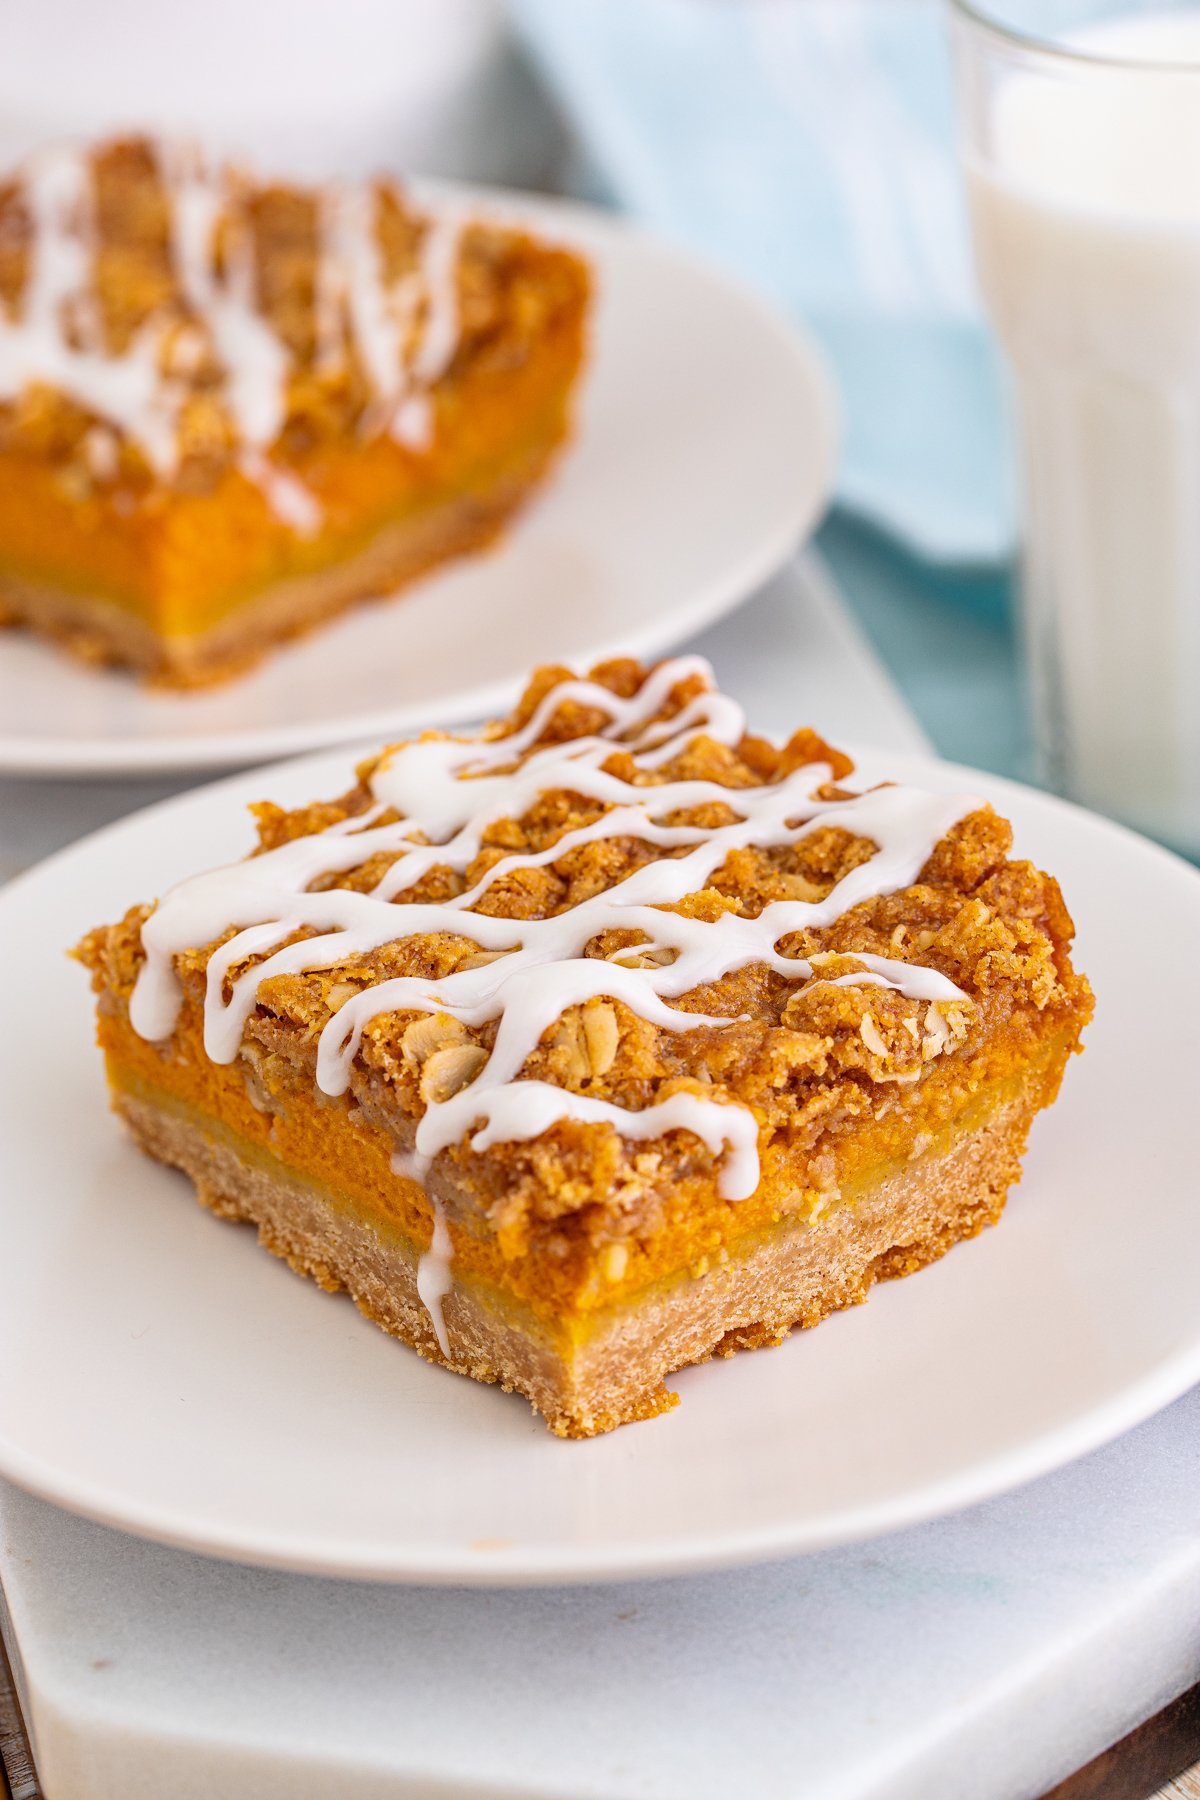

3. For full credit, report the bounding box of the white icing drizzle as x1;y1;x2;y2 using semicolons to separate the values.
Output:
391;393;432;450
81;423;118;480
318;184;461;451
320;183;418;405
160;146;290;452
129;655;980;1367
405;210;461;388
0;146;178;474
238;448;322;536
0;140;466;528
416;1197;455;1358
159;144;320;530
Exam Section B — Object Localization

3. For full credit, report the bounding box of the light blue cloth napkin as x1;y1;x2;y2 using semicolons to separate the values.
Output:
514;0;1014;566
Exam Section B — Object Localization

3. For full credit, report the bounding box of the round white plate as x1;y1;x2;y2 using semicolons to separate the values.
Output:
2;743;1198;1585
0;182;837;777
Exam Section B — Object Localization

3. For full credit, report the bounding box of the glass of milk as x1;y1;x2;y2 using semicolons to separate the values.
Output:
951;0;1200;852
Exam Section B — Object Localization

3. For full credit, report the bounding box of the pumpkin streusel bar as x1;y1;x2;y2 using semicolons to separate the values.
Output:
0;137;589;685
77;657;1093;1434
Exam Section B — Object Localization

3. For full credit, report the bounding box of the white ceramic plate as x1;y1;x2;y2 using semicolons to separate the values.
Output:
2;743;1199;1585
0;182;837;777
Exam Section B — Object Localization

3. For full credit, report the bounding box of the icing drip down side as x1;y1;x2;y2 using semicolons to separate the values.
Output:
129;656;979;1214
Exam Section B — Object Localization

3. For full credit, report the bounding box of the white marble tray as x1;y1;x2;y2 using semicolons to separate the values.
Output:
3;1389;1199;1799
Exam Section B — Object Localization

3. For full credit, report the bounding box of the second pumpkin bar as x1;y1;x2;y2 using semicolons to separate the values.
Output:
0;136;590;684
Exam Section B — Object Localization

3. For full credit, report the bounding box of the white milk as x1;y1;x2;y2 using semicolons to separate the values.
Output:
968;11;1200;848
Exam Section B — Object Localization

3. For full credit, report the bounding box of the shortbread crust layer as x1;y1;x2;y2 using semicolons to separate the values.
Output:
108;1038;1071;1436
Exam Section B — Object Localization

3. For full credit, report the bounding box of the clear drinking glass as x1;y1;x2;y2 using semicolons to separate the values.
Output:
950;0;1200;853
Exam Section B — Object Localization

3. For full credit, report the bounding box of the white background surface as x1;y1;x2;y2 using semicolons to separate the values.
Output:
0;1;552;186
